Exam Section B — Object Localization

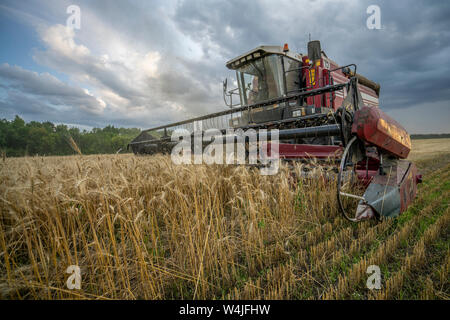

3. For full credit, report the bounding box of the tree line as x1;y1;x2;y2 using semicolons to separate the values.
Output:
0;116;141;157
411;133;450;140
2;115;448;157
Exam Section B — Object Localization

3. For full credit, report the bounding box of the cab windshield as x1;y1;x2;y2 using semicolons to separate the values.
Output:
236;55;285;105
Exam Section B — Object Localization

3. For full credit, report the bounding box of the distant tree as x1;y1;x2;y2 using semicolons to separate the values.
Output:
0;115;141;156
411;133;450;140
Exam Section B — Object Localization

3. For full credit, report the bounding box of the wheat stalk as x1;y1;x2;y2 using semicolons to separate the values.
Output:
67;136;82;155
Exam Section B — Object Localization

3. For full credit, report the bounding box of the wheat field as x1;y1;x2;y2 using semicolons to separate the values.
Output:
0;139;449;299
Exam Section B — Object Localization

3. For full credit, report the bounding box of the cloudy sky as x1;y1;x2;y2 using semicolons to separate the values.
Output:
0;0;449;133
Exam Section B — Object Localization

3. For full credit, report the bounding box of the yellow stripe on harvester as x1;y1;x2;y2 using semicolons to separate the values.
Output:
309;69;316;86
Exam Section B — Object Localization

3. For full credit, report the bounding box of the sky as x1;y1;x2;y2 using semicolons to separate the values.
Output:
0;0;449;134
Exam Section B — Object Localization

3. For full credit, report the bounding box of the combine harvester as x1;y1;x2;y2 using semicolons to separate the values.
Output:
129;40;422;222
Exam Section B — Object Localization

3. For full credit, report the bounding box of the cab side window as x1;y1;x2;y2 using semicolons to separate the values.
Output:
284;57;301;94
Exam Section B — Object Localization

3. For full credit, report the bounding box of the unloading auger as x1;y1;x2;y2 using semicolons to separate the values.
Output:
128;40;422;222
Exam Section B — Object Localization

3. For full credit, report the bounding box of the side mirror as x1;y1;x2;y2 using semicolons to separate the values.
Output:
223;78;228;95
222;78;241;108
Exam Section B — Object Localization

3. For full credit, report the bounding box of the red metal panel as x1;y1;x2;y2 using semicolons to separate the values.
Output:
267;143;342;159
322;69;332;108
334;96;344;108
355;169;378;187
329;63;379;110
352;106;411;159
399;162;420;213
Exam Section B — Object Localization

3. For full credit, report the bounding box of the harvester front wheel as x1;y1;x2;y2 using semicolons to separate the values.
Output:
336;136;371;222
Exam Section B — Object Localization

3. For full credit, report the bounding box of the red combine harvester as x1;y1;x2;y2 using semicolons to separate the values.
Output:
129;40;422;222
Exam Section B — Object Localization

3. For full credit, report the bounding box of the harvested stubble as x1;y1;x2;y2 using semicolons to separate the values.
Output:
321;167;450;300
0;154;448;300
371;208;449;299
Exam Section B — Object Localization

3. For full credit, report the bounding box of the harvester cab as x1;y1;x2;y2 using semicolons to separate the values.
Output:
224;41;338;127
128;40;421;222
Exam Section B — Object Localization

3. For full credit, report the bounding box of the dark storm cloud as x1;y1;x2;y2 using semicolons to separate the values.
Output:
0;63;90;98
0;63;105;114
1;0;449;133
174;0;450;111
